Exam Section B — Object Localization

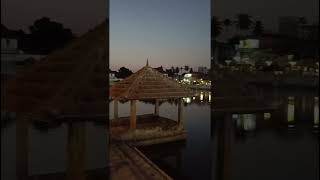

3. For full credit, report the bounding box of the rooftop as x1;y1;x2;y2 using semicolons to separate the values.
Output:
110;63;194;100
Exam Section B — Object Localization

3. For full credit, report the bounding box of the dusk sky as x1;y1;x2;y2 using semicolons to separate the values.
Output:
2;0;318;71
110;0;210;71
1;0;107;35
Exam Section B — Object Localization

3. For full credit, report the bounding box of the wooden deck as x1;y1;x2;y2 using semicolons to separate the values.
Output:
110;143;172;180
28;143;171;180
110;114;187;146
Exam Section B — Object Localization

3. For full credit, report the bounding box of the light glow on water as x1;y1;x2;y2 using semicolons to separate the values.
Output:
314;97;319;126
288;97;295;122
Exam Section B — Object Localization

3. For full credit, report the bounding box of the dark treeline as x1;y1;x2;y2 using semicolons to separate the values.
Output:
212;14;312;43
2;17;75;54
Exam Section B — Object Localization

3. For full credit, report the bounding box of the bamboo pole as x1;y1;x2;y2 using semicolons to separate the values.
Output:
67;122;86;180
130;100;137;129
114;99;118;119
154;99;159;116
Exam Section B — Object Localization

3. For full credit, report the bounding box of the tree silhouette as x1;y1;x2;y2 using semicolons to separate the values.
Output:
26;17;75;54
252;20;264;35
211;16;222;38
175;67;180;73
223;19;232;32
235;14;253;35
116;67;133;79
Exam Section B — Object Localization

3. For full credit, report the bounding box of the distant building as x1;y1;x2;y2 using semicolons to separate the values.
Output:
109;70;121;85
298;24;319;40
1;25;45;77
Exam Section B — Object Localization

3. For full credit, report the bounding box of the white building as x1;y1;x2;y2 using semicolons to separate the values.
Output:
1;25;45;75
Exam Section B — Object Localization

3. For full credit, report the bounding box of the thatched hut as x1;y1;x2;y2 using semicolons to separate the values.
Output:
2;21;109;119
110;61;194;146
2;21;109;180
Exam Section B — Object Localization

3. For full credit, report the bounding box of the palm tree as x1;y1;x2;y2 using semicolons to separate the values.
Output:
252;20;264;36
223;18;232;36
211;16;222;38
235;14;253;36
184;65;189;71
223;19;232;29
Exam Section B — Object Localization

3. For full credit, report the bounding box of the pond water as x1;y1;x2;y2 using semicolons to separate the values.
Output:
1;89;318;180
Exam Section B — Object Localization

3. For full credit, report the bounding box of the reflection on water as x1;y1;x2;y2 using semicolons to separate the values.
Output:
109;90;212;180
1;119;108;180
211;88;319;180
234;114;256;131
288;97;295;123
315;97;319;127
1;89;318;180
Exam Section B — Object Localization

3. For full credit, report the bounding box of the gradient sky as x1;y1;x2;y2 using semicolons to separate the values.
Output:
2;0;318;71
110;0;211;71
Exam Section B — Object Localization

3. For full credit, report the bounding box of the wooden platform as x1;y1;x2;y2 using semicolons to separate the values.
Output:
110;143;172;180
110;114;187;146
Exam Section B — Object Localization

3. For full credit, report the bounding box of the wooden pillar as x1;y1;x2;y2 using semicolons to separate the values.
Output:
222;113;233;180
16;117;28;180
215;113;233;180
178;98;184;126
130;100;137;130
114;99;119;119
67;122;86;180
154;99;159;116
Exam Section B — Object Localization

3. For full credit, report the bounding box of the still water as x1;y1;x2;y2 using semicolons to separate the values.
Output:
1;89;319;180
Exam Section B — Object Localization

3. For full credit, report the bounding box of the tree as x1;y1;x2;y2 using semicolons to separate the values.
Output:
189;68;193;73
116;67;133;79
223;18;232;33
235;14;253;34
175;67;180;73
252;20;264;36
27;17;75;54
211;16;222;38
184;65;189;71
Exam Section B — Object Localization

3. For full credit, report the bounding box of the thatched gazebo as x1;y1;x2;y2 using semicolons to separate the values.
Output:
110;61;194;145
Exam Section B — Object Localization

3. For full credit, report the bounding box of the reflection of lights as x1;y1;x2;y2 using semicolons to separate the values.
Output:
183;97;191;104
193;97;196;100
232;114;239;119
234;114;256;131
315;97;319;125
288;124;295;129
264;113;271;120
288;98;295;122
288;96;295;105
200;92;204;101
208;93;211;102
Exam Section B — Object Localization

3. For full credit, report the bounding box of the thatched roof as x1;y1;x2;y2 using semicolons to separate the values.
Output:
110;63;194;100
2;20;109;116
